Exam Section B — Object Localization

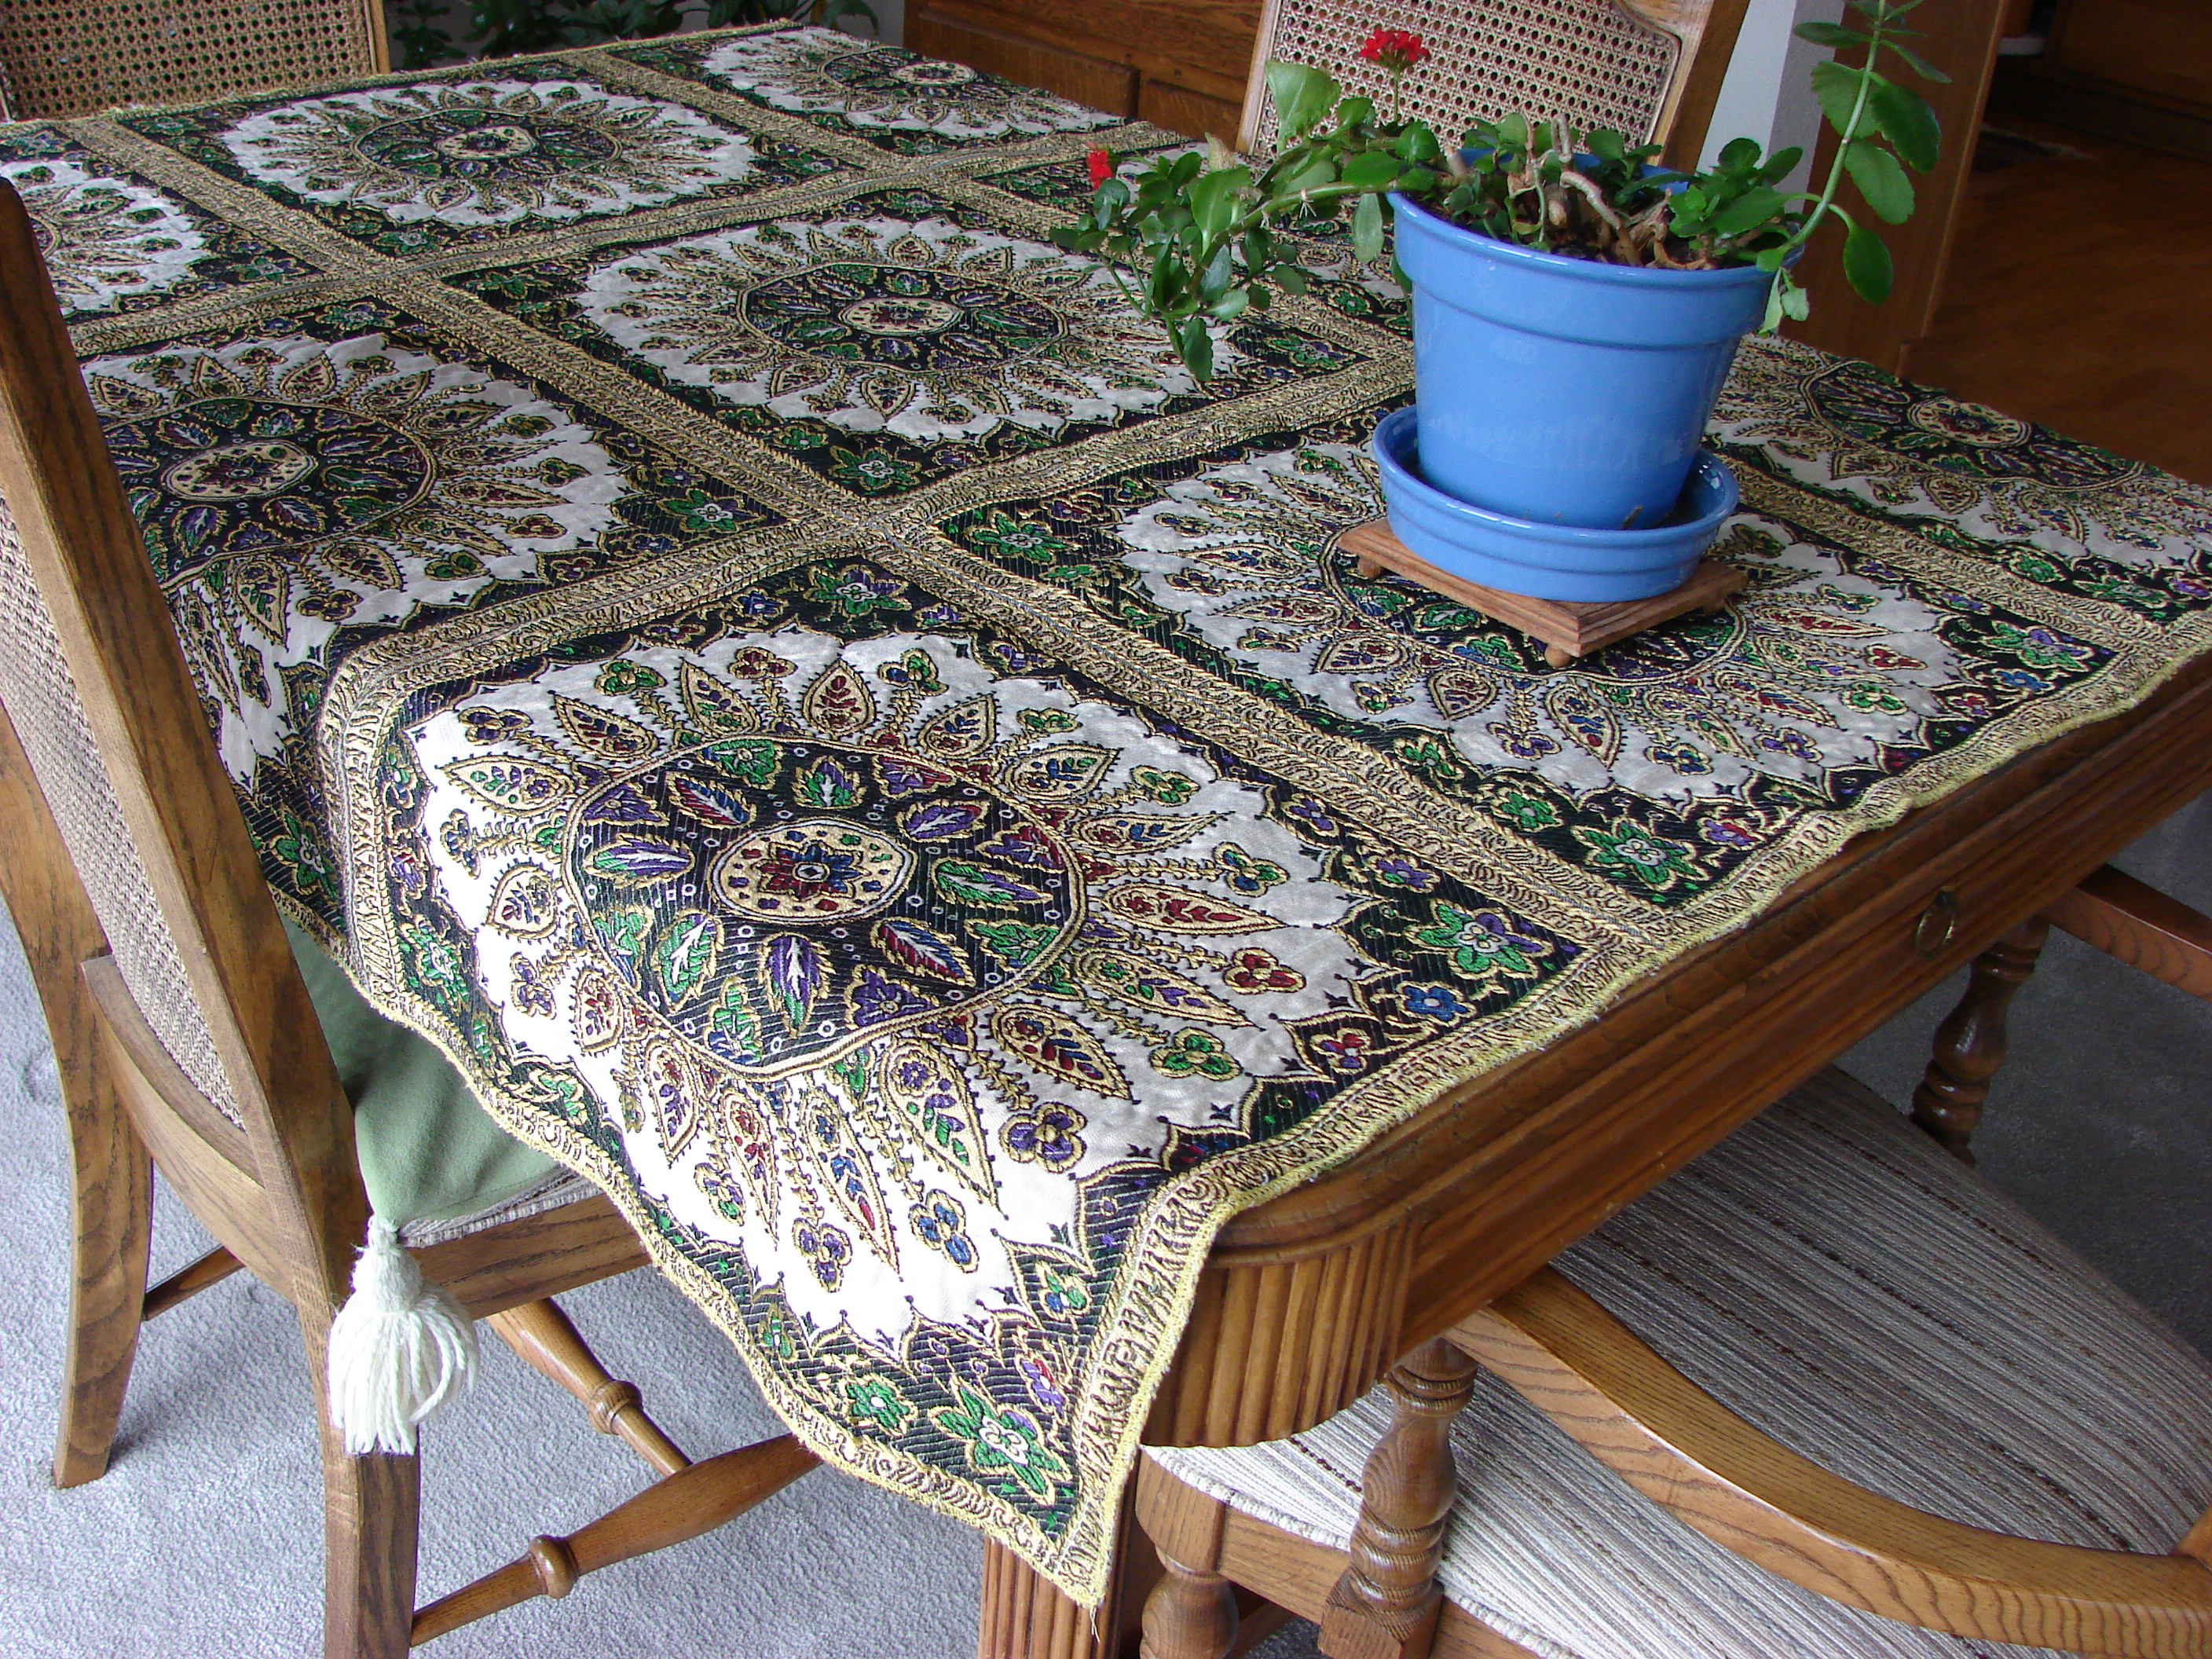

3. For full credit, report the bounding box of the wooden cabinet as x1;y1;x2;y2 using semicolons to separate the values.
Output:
908;0;1259;138
2045;0;2212;115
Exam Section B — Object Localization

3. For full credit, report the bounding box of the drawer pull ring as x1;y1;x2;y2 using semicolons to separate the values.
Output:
1915;891;1960;958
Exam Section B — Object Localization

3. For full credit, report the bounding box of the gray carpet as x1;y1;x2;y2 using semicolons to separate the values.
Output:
4;797;2207;1657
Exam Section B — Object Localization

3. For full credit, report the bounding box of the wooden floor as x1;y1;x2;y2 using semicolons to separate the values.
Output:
1906;120;2212;486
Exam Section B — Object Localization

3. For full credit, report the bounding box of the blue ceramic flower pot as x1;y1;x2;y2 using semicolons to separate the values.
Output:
1371;407;1738;602
1390;192;1774;534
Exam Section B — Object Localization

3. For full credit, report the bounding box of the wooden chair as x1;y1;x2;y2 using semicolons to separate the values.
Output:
1913;865;2212;1162
1236;0;1753;168
1135;1066;2212;1659
0;176;817;1658
0;0;386;122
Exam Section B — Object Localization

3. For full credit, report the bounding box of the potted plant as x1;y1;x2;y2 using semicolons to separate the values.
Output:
1055;2;1946;599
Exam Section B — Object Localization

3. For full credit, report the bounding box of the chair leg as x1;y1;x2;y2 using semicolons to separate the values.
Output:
305;1320;420;1659
52;1029;152;1488
1318;1338;1480;1659
1135;1459;1239;1659
1911;917;2049;1163
489;1298;690;1474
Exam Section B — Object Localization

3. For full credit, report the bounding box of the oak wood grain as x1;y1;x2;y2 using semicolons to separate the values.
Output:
141;1246;244;1320
407;1437;820;1645
1785;0;2009;375
913;0;1259;122
1318;1338;1478;1659
2046;864;2212;1002
1911;916;2049;1160
1340;519;1748;666
0;175;813;1652
489;1299;690;1477
0;705;150;1488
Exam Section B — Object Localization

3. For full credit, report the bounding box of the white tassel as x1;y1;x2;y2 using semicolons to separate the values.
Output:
324;1215;477;1456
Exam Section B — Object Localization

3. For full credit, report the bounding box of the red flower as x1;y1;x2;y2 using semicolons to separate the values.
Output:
1086;147;1113;189
1357;26;1430;73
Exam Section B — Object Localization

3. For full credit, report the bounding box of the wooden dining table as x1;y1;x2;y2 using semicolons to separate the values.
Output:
8;20;2212;1659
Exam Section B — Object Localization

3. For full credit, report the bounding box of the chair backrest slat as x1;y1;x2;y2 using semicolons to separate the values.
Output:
0;179;362;1318
1237;0;1750;170
0;0;387;121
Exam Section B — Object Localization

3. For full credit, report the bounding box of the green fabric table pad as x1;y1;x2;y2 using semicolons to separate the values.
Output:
285;918;560;1226
8;23;2212;1602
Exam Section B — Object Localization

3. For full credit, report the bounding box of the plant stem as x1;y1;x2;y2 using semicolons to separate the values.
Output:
1775;4;1890;262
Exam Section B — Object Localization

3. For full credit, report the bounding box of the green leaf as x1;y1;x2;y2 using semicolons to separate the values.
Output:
1189;163;1250;239
1761;277;1787;334
1210;287;1251;320
1198;240;1233;302
1273;264;1309;295
1339;150;1403;190
1393;122;1441;163
1869;77;1941;170
1757;145;1805;184
1794;20;1869;47
1716;135;1761;170
1811;59;1871;137
1843;139;1914;222
1710;185;1787;237
1843;220;1895;303
1760;269;1810;332
1335;94;1375;130
1265;59;1339;142
1883;39;1951;82
1269;150;1338;199
1177;315;1214;381
1350;189;1386;263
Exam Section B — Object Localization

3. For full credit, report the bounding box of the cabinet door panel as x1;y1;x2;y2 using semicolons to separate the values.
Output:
917;0;1260;105
2049;0;2212;111
1138;79;1241;140
909;6;1139;115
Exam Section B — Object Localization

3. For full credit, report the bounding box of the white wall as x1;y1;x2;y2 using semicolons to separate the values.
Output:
1701;0;1844;191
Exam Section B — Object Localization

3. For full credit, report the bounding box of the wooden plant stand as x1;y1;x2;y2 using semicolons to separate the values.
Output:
1339;518;1748;668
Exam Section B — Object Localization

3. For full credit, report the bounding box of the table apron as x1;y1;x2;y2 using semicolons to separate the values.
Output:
1145;654;2212;1455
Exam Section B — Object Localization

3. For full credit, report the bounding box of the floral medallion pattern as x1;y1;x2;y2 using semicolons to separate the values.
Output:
405;624;1371;1338
1109;437;1961;806
455;189;1364;497
81;300;775;922
124;72;848;254
19;22;2212;1608
360;574;1584;1573
939;409;2124;906
0;127;314;316
618;26;1118;154
1717;336;2212;571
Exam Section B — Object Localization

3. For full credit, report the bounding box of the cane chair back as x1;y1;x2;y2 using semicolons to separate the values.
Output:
0;177;818;1656
1237;0;1751;169
0;0;387;121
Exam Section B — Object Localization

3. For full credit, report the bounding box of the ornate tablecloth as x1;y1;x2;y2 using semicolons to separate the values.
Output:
11;23;2212;1603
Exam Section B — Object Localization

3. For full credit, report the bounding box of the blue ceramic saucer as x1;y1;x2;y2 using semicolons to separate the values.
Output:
1369;406;1739;603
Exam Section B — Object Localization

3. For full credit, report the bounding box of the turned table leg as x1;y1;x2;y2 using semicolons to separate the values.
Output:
1318;1337;1481;1659
1912;916;2049;1163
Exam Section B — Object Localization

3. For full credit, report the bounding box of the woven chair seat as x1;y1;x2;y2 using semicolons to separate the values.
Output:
1150;1069;2212;1657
